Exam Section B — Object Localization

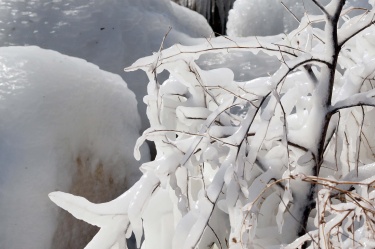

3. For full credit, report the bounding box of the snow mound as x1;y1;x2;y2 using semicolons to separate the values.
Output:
0;0;213;130
0;46;149;249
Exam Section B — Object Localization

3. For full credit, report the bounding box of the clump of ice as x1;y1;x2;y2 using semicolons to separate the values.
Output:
0;0;213;130
0;46;149;249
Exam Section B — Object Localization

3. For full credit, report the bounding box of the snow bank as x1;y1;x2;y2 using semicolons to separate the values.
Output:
0;46;149;249
0;0;213;130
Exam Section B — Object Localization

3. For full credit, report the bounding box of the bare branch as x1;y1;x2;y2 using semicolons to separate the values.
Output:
281;1;300;23
311;0;329;16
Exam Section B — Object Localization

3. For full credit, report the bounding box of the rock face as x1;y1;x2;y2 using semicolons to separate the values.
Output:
172;0;235;35
0;46;149;249
52;157;127;249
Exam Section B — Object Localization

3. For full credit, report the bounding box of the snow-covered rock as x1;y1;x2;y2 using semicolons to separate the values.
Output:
0;46;149;249
0;0;213;130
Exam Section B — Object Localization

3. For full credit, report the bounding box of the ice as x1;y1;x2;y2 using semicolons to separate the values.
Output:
227;0;369;37
0;1;214;247
0;0;213;130
0;46;148;249
176;106;212;127
7;1;373;249
334;163;375;192
141;188;174;249
182;197;213;249
50;191;131;249
172;211;199;249
128;172;160;248
227;0;284;37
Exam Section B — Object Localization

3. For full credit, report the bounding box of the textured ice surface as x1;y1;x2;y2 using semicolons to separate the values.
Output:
0;46;149;249
0;0;213;130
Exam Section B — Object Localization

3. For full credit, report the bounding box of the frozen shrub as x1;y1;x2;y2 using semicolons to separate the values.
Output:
51;1;375;248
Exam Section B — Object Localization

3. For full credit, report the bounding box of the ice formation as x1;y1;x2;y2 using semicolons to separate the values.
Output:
0;0;214;248
0;46;149;249
50;1;375;248
227;0;371;37
203;0;372;82
0;0;213;130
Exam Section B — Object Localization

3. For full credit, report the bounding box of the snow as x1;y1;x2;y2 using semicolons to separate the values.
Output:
0;0;213;130
118;4;375;247
0;1;213;247
2;1;375;249
0;46;148;249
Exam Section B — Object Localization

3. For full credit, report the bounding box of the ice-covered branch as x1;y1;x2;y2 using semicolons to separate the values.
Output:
126;35;299;73
329;94;375;114
50;1;375;249
338;9;375;47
